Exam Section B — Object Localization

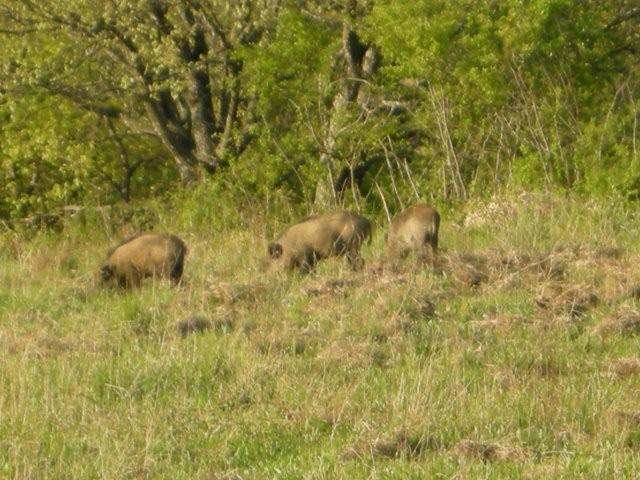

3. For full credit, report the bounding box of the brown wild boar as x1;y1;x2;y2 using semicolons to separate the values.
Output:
387;204;440;259
99;233;187;288
268;212;372;273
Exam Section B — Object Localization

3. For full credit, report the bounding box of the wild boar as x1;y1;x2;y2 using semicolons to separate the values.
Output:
268;211;372;273
99;233;187;288
387;204;440;259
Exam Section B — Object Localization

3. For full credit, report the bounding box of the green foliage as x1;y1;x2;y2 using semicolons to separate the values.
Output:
1;1;639;218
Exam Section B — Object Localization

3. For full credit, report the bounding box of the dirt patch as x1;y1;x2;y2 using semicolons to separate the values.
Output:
370;295;437;339
303;278;357;297
535;282;599;321
509;250;570;277
443;252;489;289
612;410;640;428
443;249;569;289
177;310;235;337
488;250;568;290
592;310;640;338
498;250;533;270
343;430;443;460
399;297;436;321
177;315;213;336
455;439;532;463
536;256;567;281
206;281;265;306
436;247;601;293
607;358;640;378
594;246;624;260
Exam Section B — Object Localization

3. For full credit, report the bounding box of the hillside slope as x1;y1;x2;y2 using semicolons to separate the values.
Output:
2;194;640;478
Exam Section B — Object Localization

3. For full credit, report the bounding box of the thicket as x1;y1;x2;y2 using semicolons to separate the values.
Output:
1;1;639;220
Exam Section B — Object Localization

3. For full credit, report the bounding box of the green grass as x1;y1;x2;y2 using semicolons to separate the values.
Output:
3;192;640;478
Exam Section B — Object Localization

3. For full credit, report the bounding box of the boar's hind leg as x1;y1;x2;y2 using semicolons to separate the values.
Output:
428;233;438;256
418;233;438;267
298;250;319;274
169;257;184;285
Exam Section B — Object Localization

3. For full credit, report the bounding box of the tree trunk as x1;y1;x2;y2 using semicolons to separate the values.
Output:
144;101;198;183
188;67;219;173
315;22;380;207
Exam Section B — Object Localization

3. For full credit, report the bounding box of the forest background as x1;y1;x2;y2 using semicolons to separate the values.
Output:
1;0;639;222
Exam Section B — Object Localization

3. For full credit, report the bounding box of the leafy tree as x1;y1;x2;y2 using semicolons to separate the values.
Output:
1;0;280;183
365;0;640;197
1;0;640;220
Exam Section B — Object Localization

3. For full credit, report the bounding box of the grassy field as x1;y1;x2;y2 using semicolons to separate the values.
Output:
3;192;640;478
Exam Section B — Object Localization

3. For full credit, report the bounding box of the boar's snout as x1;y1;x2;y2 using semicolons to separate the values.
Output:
268;242;283;259
99;264;113;284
